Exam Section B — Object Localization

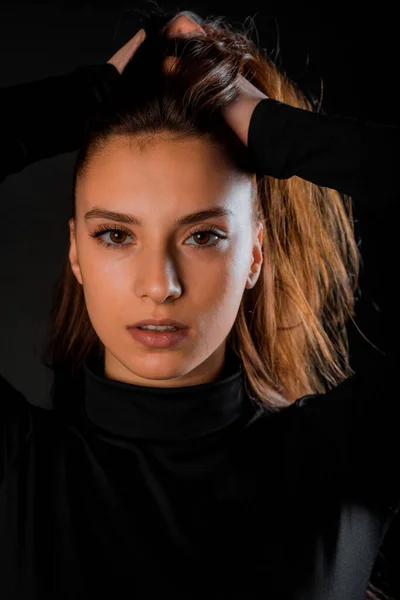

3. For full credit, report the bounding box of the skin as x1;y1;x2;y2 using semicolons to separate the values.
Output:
162;14;268;147
108;12;268;144
69;134;264;388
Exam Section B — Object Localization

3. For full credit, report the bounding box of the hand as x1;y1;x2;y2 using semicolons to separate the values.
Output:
163;13;268;147
162;13;206;73
163;12;206;38
107;28;146;75
107;15;268;149
107;14;204;76
220;75;269;147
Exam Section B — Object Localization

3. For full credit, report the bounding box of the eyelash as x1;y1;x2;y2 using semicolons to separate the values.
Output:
89;224;229;251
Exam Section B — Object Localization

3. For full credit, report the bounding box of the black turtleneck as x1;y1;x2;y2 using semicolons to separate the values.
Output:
82;342;259;442
0;62;399;599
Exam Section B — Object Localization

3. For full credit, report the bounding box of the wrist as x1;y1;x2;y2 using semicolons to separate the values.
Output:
221;96;265;147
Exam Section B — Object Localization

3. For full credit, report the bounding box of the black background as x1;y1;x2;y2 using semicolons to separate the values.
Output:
0;2;398;597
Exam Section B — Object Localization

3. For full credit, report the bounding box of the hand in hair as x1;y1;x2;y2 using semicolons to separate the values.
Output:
164;12;206;37
220;74;269;147
163;13;268;147
107;12;267;147
162;13;206;73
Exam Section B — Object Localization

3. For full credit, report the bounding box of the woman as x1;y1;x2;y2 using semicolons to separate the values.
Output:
0;8;398;600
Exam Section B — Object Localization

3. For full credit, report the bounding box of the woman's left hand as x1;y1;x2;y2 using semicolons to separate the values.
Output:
163;13;268;148
220;75;268;147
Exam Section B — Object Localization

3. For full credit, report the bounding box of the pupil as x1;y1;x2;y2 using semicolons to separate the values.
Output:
112;231;124;242
196;232;209;243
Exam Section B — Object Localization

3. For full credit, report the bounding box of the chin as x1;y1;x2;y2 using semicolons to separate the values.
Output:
128;354;192;378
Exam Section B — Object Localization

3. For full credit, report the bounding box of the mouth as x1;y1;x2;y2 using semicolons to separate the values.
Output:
127;325;190;348
129;319;188;331
135;325;183;332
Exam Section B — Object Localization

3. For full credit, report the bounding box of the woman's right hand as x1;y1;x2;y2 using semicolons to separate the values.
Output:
106;13;205;76
162;13;206;73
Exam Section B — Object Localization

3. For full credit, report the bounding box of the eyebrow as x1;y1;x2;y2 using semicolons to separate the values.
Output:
84;206;235;227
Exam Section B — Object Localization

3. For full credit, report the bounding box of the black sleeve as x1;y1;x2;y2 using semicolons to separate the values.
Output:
247;97;397;201
0;62;120;183
247;98;399;511
0;63;119;484
248;98;397;354
0;374;33;490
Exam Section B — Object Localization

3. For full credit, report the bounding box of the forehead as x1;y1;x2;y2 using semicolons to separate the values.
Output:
76;135;255;215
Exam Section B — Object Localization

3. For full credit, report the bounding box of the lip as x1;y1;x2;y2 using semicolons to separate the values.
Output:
128;326;190;349
130;319;188;330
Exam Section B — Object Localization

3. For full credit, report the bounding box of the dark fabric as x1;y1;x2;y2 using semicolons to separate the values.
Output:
82;342;252;442
0;62;399;599
0;63;120;182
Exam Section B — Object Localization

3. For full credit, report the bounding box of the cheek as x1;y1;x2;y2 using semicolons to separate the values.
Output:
78;257;127;330
197;260;249;328
79;248;248;323
87;266;131;312
187;251;248;301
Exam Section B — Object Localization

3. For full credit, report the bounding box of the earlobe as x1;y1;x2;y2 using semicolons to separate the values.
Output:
246;222;264;289
245;264;261;290
69;244;83;286
68;221;83;286
245;257;262;289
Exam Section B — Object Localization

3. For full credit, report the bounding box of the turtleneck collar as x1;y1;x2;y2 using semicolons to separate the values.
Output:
82;344;252;442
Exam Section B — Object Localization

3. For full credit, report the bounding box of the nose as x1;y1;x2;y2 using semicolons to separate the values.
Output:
135;253;182;304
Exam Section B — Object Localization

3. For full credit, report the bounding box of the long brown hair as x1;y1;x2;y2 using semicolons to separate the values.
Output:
41;8;393;600
43;8;361;408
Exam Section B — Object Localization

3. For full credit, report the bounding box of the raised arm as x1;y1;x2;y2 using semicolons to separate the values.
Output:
228;88;399;511
0;27;149;184
220;73;398;360
0;61;121;488
246;97;397;203
0;63;120;184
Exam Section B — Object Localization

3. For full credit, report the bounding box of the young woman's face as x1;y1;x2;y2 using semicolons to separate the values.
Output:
69;135;263;387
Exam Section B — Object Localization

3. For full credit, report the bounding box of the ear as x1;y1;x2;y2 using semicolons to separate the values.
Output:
68;218;83;286
245;221;264;289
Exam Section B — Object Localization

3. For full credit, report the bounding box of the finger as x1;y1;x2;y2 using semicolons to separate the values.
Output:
134;28;146;46
163;55;178;73
165;15;205;39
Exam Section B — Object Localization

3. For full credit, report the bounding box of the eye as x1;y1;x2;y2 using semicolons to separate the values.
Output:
185;227;228;250
89;225;229;250
89;225;132;249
